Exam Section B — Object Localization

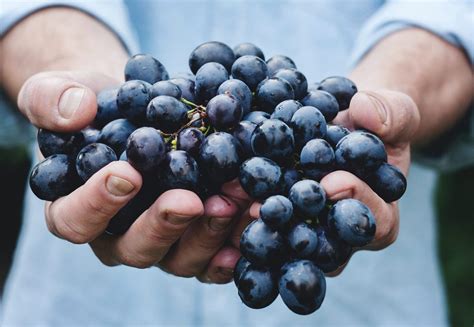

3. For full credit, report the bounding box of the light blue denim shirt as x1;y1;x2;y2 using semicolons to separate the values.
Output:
0;0;472;325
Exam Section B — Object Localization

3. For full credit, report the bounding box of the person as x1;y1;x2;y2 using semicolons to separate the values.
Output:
0;0;472;325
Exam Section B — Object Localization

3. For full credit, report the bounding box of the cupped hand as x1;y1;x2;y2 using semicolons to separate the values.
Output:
18;71;251;283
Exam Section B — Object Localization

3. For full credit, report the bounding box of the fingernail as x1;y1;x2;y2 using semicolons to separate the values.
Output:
106;176;135;196
217;267;234;278
208;217;232;231
58;87;85;119
330;189;353;200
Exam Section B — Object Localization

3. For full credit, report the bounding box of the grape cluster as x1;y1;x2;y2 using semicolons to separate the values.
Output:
29;41;407;314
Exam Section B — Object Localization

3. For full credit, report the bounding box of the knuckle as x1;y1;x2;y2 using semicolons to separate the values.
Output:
55;218;92;244
119;253;154;269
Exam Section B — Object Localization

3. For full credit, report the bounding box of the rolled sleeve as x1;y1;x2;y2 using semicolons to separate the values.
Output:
350;0;474;66
0;0;139;54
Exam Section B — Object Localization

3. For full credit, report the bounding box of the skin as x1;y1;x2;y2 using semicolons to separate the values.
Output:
1;8;472;282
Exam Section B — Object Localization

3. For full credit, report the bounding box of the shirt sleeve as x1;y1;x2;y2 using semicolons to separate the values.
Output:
0;0;139;54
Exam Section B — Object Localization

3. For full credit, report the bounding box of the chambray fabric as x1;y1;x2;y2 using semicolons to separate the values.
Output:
0;0;471;325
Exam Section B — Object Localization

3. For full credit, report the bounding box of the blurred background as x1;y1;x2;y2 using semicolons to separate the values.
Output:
0;103;472;325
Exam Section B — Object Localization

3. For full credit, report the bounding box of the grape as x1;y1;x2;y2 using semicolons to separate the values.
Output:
325;124;350;148
242;111;270;125
300;139;335;181
255;77;294;113
169;77;196;102
270;99;302;125
37;128;85;157
199;132;243;185
29;154;80;201
81;127;101;145
260;195;293;229
94;87;122;128
98;118;137;155
231;55;268;91
159;150;200;192
124;54;169;84
234;256;251;286
266;55;296;76
273;68;308;99
237;265;278;309
251;119;295;165
289;180;326;218
217;79;252;115
240;219;287;267
287;222;319;259
171;72;195;81
327;199;376;247
189;41;235;74
301;90;339;122
313;227;352;273
195;62;229;103
146;95;189;133
150;80;182;99
364;162;407;202
76;143;117;181
233;42;265;60
318;76;357;111
116;80;152;123
290;106;327;149
279;260;326;315
177;128;205;158
126;127;166;173
232;120;257;158
206;94;243;131
281;168;302;195
239;157;282;199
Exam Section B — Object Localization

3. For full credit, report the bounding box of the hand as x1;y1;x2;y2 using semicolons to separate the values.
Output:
229;89;420;275
18;70;251;283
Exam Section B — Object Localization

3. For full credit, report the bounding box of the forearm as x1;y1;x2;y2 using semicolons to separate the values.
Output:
0;7;129;100
350;28;473;144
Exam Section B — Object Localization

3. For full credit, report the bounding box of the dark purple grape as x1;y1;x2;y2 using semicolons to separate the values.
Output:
260;195;293;229
98;118;137;155
198;132;243;185
273;68;308;99
287;223;319;259
177;128;205;158
289;180;326;219
75;143;117;181
37;129;85;157
231;55;268;91
300;139;335;181
150;80;182;99
81;127;101;145
318;76;357;111
365;162;407;202
146;96;189;133
217;79;252;115
233;42;265;60
195;62;229;104
301;90;339;122
313;227;352;273
159;150;200;192
251;119;294;165
126;127;166;174
171;72;195;81
270;99;302;125
239;157;282;199
189;41;235;74
94;87;122;128
206;94;243;131
327;199;376;247
242;111;270;125
234;256;251;286
266;55;296;76
255;77;294;113
281;168;302;195
279;260;326;315
240;219;286;267
169;78;196;102
29;154;80;201
232;121;257;158
116;80;152;123
290;106;327;149
237;265;278;309
124;54;169;84
325;124;350;148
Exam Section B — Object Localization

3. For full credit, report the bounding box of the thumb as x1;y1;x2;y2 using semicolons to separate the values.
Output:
345;90;420;144
17;71;120;132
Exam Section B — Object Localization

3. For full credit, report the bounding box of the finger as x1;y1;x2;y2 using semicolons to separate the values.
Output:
45;161;142;244
17;71;119;131
159;195;240;277
230;208;256;249
321;170;399;250
221;178;252;208
93;190;204;268
197;246;241;284
249;201;261;219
